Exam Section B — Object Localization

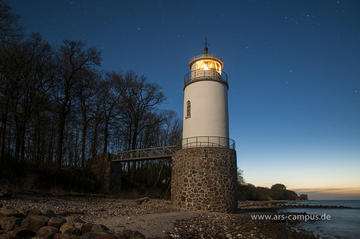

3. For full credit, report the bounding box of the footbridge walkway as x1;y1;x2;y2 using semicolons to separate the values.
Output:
111;145;179;162
110;136;235;162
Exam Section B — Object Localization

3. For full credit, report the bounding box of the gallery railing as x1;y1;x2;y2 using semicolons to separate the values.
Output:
188;53;223;63
184;70;228;87
181;136;235;150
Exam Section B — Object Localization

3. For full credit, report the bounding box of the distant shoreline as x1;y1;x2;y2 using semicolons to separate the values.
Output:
238;200;360;210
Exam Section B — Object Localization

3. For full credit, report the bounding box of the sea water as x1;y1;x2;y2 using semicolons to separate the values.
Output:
282;200;360;239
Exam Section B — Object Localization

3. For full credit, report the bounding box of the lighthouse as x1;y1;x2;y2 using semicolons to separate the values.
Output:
182;40;230;148
171;41;238;212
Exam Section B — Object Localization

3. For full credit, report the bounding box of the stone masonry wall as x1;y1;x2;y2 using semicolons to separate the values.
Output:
171;147;238;212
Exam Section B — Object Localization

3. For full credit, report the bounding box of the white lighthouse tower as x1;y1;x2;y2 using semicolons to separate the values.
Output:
172;41;237;212
182;40;230;148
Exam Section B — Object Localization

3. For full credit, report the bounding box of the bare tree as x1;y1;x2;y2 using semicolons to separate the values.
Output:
100;72;121;154
89;103;102;158
15;34;53;161
76;70;98;167
0;32;53;162
0;0;22;44
54;40;100;167
114;71;165;150
0;0;23;163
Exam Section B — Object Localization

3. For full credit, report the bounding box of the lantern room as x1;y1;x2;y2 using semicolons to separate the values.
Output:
188;53;224;74
185;43;227;88
188;40;224;73
193;59;222;74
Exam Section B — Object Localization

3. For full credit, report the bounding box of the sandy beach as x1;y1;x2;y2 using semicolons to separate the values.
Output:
0;194;318;239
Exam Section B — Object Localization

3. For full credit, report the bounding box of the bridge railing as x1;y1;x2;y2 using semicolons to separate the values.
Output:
110;137;235;161
111;145;180;161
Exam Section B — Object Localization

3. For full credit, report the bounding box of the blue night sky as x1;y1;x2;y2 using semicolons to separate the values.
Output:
10;0;360;199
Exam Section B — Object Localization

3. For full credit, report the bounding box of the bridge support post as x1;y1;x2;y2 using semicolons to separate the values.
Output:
87;153;111;192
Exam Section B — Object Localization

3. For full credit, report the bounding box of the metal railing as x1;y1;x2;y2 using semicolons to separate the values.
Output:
184;70;228;87
188;53;224;64
181;136;235;150
112;145;180;161
110;137;235;162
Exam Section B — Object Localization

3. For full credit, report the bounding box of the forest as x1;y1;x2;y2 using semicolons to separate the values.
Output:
0;1;182;195
0;1;181;169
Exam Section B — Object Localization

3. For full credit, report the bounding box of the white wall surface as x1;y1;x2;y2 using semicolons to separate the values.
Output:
182;79;229;141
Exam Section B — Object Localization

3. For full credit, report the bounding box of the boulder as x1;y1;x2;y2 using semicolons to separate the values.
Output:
116;230;146;239
148;237;171;239
53;233;74;239
59;223;80;235
37;226;58;239
0;216;22;231
59;223;73;234
26;209;42;216
65;216;85;224
0;208;23;218
74;222;84;230
91;224;110;233
149;236;171;239
21;215;49;232
81;223;94;234
80;232;112;239
42;210;56;218
11;226;36;238
48;217;66;229
93;234;117;239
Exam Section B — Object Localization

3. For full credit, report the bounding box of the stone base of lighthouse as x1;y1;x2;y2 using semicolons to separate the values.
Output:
171;147;238;212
